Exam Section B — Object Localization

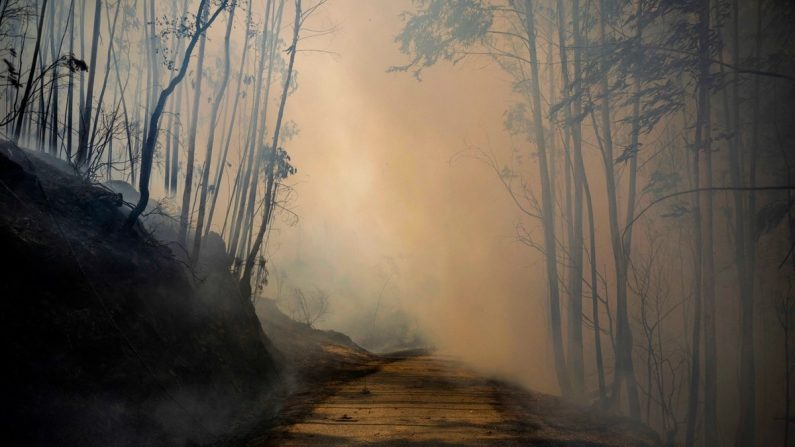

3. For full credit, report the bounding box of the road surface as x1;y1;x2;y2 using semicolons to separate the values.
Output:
250;354;658;446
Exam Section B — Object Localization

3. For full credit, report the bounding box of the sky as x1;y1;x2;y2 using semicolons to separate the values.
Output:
259;0;561;392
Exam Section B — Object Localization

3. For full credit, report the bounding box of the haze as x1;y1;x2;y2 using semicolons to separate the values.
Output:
2;0;794;445
265;0;556;391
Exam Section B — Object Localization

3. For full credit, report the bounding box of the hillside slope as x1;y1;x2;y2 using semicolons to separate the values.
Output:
0;141;281;446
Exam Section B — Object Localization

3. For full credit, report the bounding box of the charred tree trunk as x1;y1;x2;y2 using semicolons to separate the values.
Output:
66;0;75;160
76;0;101;167
47;0;58;155
12;0;47;143
88;0;121;155
124;0;227;229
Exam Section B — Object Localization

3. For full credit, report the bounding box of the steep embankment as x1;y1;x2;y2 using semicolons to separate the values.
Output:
257;298;378;384
0;141;281;445
226;298;381;443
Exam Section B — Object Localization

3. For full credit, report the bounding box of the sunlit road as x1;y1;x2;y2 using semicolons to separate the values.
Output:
251;355;658;447
267;355;513;446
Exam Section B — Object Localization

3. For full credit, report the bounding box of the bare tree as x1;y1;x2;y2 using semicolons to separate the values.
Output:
75;0;101;166
178;0;211;246
192;0;238;261
241;0;301;300
286;287;329;328
12;0;47;143
205;0;254;238
227;0;277;262
124;0;229;229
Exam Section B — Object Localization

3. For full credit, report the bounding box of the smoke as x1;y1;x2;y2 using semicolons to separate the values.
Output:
231;0;794;442
260;0;559;393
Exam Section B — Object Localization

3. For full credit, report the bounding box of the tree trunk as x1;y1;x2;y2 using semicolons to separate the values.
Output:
169;81;184;195
178;1;210;247
47;0;59;155
696;0;718;444
571;0;604;400
684;28;707;447
38;46;47;150
113;68;132;181
125;0;228;229
241;0;285;263
169;0;192;197
619;0;643;413
66;0;75;160
88;0;122;155
582;143;606;401
192;0;237;261
557;0;584;398
735;2;762;445
79;0;85;130
523;0;570;397
598;0;640;417
206;0;254;237
228;0;275;263
222;139;250;240
241;0;301;300
163;1;180;193
76;0;101;167
12;0;47;143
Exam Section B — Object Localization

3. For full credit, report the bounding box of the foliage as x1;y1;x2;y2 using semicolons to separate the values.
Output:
390;0;493;79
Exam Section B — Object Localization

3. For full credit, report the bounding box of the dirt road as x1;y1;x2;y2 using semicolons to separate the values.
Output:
250;354;659;446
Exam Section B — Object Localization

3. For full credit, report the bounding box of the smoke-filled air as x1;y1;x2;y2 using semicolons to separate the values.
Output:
1;0;794;446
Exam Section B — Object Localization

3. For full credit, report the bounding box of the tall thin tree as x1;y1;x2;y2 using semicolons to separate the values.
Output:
76;0;101;166
193;0;237;260
125;0;228;229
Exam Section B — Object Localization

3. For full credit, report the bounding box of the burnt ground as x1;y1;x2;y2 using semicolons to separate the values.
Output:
0;141;280;446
